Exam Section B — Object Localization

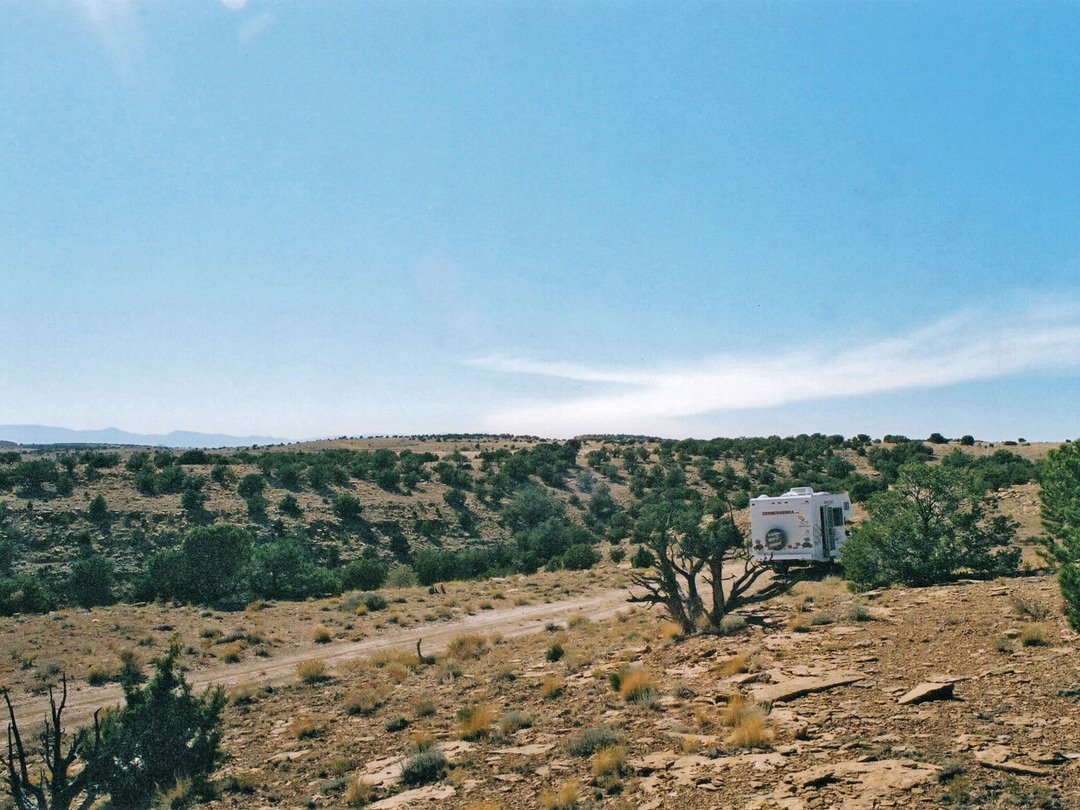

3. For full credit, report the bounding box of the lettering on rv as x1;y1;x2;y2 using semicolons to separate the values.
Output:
761;510;796;516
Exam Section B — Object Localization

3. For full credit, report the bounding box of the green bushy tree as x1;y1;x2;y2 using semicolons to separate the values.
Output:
843;463;1020;589
90;645;225;808
1039;440;1080;630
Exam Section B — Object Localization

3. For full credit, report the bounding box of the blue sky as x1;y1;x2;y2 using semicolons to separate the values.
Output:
3;1;1079;441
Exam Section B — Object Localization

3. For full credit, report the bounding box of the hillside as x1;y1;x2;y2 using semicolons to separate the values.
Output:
0;434;1051;616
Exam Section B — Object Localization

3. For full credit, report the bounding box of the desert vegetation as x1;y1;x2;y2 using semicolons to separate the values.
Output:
1;433;1074;809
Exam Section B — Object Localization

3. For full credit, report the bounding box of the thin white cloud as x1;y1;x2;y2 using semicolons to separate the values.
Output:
474;305;1080;436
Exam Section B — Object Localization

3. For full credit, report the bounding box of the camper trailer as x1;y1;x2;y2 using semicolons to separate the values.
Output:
749;487;852;567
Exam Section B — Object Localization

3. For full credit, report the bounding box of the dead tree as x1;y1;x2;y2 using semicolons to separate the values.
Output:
3;676;100;810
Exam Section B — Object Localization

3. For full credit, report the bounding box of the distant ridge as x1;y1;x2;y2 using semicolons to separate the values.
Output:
0;425;291;449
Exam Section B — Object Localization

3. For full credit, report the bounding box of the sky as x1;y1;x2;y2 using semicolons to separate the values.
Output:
3;0;1080;442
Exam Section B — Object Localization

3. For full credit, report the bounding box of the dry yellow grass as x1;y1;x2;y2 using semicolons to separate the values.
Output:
289;716;326;740
539;675;564;699
723;693;771;748
719;651;751;676
540;781;580;810
617;668;657;702
447;632;490;660
457;704;495;740
592;744;626;779
345;775;376;807
312;624;333;643
295;658;328;683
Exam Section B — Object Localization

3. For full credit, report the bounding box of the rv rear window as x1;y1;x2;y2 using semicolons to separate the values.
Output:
832;507;844;524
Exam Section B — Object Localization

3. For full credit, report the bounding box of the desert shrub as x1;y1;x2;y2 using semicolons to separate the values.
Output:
608;547;626;564
539;675;564;699
561;543;600;571
630;545;655;569
341;558;388;592
296;659;329;684
312;625;332;644
399;745;447;786
567;726;623;757
68;554;115;608
1018;623;1049;646
723;695;770;748
718;613;747;635
290;716;326;739
363;593;388;612
499;709;533;735
545;642;564;662
384;715;409;732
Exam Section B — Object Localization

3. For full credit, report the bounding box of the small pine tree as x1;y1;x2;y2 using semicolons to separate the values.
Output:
1040;441;1080;631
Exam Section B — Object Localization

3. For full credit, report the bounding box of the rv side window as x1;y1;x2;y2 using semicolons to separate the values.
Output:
831;507;844;525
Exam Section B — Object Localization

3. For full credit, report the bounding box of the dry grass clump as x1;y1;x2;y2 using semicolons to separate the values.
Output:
540;781;580;810
228;681;257;706
312;624;333;644
345;775;376;807
719;651;751;677
660;621;685;642
368;648;419;671
413;699;436;718
219;641;245;663
456;704;495;740
289;716;326;740
592;744;626;780
343;685;391;716
295;658;329;684
539;675;564;699
1011;595;1051;621
723;693;771;749
616;668;658;704
446;632;489;660
1018;623;1049;646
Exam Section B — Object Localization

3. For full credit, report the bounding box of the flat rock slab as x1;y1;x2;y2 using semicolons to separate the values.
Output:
492;743;554;756
781;758;940;810
898;681;956;705
974;745;1052;776
368;784;455;809
752;672;865;704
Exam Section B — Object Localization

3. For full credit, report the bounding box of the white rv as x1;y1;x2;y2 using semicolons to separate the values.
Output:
749;487;852;566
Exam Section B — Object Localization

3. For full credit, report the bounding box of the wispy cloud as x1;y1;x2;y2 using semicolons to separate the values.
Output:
472;304;1080;435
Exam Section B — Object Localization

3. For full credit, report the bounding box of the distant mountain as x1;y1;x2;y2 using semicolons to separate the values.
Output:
0;425;291;448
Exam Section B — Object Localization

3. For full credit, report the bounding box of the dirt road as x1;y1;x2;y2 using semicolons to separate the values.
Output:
7;587;638;730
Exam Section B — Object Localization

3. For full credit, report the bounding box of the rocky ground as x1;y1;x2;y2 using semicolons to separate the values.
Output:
184;573;1078;810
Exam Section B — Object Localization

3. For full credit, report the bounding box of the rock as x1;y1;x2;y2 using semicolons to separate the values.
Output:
973;746;1052;776
897;681;955;705
491;743;554;756
268;750;306;763
752;672;865;704
367;784;455;809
